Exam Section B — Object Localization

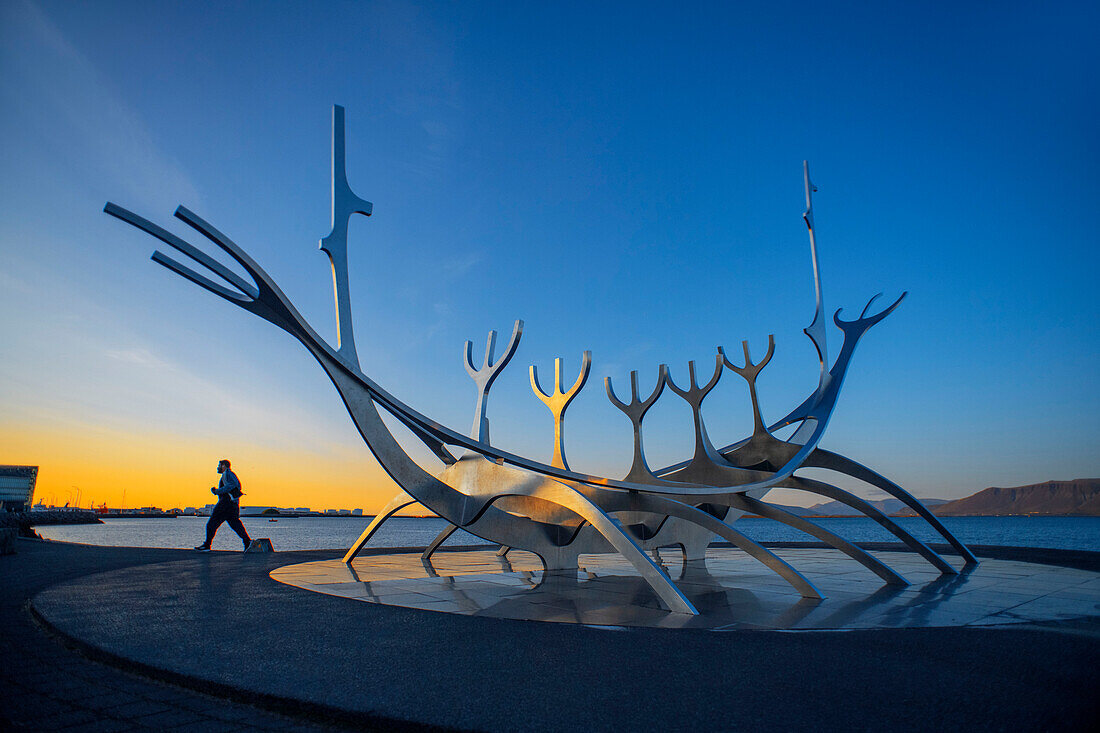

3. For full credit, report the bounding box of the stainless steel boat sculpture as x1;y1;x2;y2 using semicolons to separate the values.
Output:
105;106;977;615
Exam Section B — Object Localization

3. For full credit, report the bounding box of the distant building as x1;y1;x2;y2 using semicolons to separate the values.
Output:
0;465;38;512
338;509;351;516
352;508;363;516
325;509;338;516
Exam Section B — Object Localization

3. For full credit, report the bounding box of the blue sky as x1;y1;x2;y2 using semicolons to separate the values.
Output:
1;0;1097;510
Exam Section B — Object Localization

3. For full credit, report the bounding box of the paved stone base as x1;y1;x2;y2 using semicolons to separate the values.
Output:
271;547;1100;629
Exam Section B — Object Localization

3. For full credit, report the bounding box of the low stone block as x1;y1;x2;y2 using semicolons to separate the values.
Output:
0;527;16;555
245;538;273;553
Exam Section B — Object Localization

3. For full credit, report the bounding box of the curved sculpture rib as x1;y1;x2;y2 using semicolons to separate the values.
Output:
344;490;417;563
726;494;908;586
422;523;459;561
776;476;957;575
805;448;979;565
585;489;821;599
488;480;698;614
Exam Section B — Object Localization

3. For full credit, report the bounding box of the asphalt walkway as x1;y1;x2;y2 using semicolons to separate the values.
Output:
5;538;1100;731
0;540;383;731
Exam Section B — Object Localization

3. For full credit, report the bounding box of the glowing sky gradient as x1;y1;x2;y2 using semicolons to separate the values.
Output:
2;1;1097;513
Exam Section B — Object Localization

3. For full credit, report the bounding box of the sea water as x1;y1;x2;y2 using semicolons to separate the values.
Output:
37;515;1100;553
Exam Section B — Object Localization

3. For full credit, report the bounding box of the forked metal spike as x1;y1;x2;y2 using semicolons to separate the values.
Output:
606;365;668;482
463;319;524;444
531;351;592;470
721;335;776;436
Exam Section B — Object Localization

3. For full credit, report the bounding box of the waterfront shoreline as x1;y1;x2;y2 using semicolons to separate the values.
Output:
30;533;1100;571
1;509;101;525
35;513;1100;553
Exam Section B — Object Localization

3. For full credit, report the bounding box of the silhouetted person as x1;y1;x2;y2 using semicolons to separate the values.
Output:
194;459;252;551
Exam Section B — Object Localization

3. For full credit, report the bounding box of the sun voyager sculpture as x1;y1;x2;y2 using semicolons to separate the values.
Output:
105;106;976;615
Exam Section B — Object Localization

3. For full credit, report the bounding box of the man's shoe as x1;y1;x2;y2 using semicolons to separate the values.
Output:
194;545;211;552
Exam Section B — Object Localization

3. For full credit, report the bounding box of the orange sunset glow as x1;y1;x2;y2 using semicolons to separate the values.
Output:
2;422;408;513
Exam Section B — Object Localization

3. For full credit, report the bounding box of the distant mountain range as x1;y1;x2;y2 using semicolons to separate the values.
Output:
894;479;1100;517
763;479;1100;518
751;498;947;517
799;497;950;517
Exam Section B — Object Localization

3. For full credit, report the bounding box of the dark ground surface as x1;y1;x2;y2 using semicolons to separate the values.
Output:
5;538;1100;732
1;540;343;732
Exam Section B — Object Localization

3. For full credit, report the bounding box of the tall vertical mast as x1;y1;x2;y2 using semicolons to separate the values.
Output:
802;160;829;393
319;105;373;369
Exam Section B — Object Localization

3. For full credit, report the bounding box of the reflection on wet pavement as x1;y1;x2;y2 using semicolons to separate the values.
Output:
270;548;1100;630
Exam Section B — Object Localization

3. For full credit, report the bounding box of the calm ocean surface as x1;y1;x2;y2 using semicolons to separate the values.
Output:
38;515;1100;553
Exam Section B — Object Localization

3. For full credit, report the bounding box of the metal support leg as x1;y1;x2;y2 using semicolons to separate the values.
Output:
591;490;822;599
421;523;459;561
806;449;978;565
505;482;699;615
777;476;957;575
728;494;909;586
343;490;417;564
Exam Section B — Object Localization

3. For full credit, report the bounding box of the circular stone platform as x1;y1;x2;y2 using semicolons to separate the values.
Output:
271;547;1100;630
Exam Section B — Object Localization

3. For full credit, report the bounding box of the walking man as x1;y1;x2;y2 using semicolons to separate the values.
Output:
195;459;252;551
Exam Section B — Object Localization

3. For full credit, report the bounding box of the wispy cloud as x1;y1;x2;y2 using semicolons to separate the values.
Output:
103;347;173;370
441;251;482;280
421;120;453;151
1;0;201;210
95;342;350;456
